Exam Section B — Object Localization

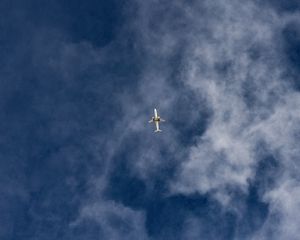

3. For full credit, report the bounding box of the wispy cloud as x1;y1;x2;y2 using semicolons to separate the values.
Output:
72;199;149;240
115;0;300;239
69;0;300;239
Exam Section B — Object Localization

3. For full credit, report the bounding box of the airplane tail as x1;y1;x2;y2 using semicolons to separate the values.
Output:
155;129;162;133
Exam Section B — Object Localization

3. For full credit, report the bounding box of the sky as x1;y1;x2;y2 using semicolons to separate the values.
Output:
1;0;300;239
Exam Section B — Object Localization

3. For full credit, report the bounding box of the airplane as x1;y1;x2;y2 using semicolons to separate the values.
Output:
149;108;165;132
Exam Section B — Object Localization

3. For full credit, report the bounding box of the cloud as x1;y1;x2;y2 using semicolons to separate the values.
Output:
72;199;149;240
108;0;300;239
67;0;300;239
255;180;300;240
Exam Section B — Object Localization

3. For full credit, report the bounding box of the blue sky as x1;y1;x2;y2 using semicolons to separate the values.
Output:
1;0;300;239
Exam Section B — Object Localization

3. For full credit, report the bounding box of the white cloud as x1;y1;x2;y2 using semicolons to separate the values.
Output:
75;0;300;239
255;180;300;240
131;0;300;238
72;198;149;240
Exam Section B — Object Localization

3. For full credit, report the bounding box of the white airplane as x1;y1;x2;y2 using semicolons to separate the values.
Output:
149;108;165;132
